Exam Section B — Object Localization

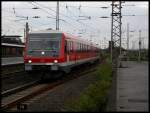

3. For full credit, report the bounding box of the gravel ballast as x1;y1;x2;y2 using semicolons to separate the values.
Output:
23;72;98;112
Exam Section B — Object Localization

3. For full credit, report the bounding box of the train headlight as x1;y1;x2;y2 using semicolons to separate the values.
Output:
54;60;58;63
28;60;32;63
41;51;45;55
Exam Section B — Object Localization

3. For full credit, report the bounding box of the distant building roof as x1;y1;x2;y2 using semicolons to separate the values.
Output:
29;30;63;34
1;35;23;44
2;43;25;47
2;35;22;38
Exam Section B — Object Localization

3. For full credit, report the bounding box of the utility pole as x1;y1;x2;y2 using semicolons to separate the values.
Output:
56;1;59;30
127;23;129;60
132;40;136;50
138;30;141;62
24;28;25;43
127;23;129;51
25;22;29;43
111;1;122;62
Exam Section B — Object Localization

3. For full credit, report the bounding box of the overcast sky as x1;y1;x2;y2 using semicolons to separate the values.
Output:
2;1;148;49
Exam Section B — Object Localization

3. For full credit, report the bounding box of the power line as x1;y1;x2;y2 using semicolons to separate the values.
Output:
31;2;81;30
29;2;56;17
31;4;83;31
33;2;99;32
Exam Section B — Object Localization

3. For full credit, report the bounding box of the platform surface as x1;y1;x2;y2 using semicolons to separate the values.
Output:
116;61;149;111
2;57;24;66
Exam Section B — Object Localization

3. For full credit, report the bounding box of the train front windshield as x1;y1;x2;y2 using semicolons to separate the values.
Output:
27;33;62;57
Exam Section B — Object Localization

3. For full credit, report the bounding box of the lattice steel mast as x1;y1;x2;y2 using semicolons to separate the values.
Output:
111;1;122;61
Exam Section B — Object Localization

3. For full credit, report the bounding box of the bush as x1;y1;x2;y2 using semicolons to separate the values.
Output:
65;60;113;112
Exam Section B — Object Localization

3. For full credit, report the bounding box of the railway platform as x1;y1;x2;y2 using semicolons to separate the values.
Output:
2;57;24;66
116;61;148;111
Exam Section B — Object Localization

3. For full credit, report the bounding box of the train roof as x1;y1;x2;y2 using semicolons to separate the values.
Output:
2;43;25;47
64;33;100;49
29;30;100;49
2;35;23;45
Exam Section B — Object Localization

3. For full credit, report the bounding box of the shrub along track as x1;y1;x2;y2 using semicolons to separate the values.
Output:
65;57;113;112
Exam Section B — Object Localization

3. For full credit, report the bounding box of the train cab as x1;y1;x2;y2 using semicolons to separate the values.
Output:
24;30;100;73
24;30;65;71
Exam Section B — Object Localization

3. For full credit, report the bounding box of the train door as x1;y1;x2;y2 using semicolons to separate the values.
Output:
74;41;77;63
65;40;69;62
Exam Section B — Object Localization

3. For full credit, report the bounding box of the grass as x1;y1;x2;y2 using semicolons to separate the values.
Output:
65;58;113;112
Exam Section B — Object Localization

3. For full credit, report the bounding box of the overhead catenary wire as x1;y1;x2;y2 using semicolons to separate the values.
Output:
3;2;111;35
33;2;100;32
31;2;85;32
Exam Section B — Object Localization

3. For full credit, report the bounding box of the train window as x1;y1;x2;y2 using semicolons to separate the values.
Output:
86;45;87;52
67;41;69;53
27;33;62;57
70;41;72;52
79;43;80;52
83;44;84;52
67;40;71;53
77;42;79;52
72;42;73;51
82;44;84;52
76;42;78;52
65;41;67;53
79;43;81;52
69;41;71;52
83;44;85;52
70;41;73;52
78;43;80;52
87;45;88;52
80;43;82;52
90;46;91;52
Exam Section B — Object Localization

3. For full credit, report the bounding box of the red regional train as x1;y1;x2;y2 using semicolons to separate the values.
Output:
24;30;100;74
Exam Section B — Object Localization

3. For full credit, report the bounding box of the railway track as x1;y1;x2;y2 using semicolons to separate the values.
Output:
2;70;26;79
2;64;24;78
1;70;42;92
1;63;98;111
2;80;40;97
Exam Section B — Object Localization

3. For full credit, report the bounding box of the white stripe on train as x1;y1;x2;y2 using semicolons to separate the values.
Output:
25;56;99;67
